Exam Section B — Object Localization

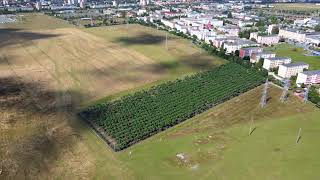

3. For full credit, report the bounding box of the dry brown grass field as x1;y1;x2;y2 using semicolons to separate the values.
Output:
1;14;319;180
0;13;224;179
0;14;159;179
84;24;226;78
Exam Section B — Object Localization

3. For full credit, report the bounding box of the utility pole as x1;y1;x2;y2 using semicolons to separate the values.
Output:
280;79;290;103
304;86;309;103
90;15;93;27
260;79;268;108
249;117;255;136
165;32;168;50
296;128;302;144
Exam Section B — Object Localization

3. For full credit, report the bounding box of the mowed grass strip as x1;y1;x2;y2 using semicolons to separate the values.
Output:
80;63;265;151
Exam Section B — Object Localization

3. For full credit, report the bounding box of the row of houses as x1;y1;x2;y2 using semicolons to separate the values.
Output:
275;60;320;86
238;46;320;86
260;55;319;86
154;12;320;86
249;32;280;46
278;28;320;46
294;17;320;29
159;16;262;54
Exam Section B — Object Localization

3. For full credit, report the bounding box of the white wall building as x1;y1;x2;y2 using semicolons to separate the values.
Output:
278;62;309;78
218;25;240;36
211;36;238;48
238;20;254;27
257;35;280;45
250;32;279;45
175;23;188;34
250;32;258;40
296;70;320;85
263;57;292;70
306;35;320;46
268;24;278;35
224;39;259;54
161;19;175;29
250;52;276;63
139;0;150;6
210;19;223;28
278;28;307;42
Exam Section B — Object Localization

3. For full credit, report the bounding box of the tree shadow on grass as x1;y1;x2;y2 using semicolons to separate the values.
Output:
0;28;61;48
114;32;172;45
78;51;222;89
0;76;92;179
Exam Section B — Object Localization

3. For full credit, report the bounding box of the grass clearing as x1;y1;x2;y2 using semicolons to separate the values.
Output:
116;85;320;180
271;3;320;11
266;43;320;70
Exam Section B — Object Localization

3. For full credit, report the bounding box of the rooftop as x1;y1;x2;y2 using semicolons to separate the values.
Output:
280;62;309;68
255;51;275;55
301;70;320;75
266;57;291;61
241;47;262;50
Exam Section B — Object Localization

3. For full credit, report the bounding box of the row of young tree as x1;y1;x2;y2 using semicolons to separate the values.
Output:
80;63;265;151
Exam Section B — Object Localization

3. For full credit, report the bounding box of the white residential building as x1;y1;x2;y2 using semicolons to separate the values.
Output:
278;62;309;78
161;19;175;29
2;0;8;5
218;25;240;36
137;9;147;15
278;28;307;42
294;18;320;28
263;57;292;70
175;23;188;34
211;36;238;48
250;52;276;63
250;32;258;40
238;20;254;28
224;39;259;54
257;35;280;45
250;32;279;45
210;19;223;28
35;2;42;10
296;70;320;85
306;34;320;46
189;29;203;39
239;47;263;58
139;0;150;6
267;24;278;35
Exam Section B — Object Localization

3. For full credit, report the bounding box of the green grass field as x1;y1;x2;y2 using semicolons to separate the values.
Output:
271;3;320;11
266;43;320;70
112;85;320;180
1;14;320;179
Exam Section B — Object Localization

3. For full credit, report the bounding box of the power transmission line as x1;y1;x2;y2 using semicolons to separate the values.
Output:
260;79;269;108
280;79;290;103
304;86;309;103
